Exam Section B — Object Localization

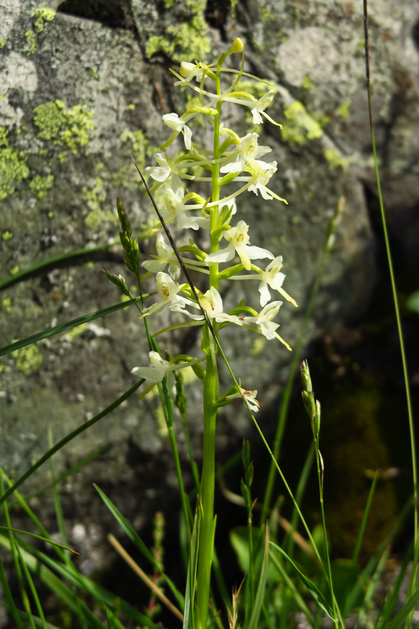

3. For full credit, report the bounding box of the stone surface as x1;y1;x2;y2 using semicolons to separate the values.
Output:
0;0;418;590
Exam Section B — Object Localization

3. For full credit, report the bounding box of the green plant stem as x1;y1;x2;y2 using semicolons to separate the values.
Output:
314;439;340;628
261;198;344;523
363;3;417;622
195;345;218;629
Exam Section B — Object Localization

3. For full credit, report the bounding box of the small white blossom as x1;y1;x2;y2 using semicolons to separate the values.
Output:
132;351;197;398
162;112;192;150
142;233;180;279
206;220;274;271
140;272;194;319
248;163;279;200
220;133;272;175
223;387;261;413
161;175;210;231
179;62;204;83
251;90;276;124
146;152;172;183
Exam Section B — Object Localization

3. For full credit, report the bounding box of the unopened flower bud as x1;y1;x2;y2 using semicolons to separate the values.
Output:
231;38;244;53
301;390;316;421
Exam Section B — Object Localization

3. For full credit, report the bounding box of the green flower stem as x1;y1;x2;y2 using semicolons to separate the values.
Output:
195;66;224;629
196;348;218;628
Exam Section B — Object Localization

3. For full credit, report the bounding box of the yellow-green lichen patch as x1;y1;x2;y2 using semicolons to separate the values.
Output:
324;148;354;171
0;39;6;49
337;99;351;119
2;230;13;241
302;75;314;90
31;7;56;33
281;101;323;146
33;100;95;155
146;0;210;62
82;177;117;230
9;265;19;275
250;337;266;357
25;29;37;55
114;129;158;189
1;297;12;313
29;174;54;199
66;323;88;341
12;345;43;375
0;128;30;200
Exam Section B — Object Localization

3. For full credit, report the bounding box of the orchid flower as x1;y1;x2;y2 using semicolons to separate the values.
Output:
140;272;195;319
179;61;205;83
220;132;272;174
132;351;201;399
206;220;274;271
142;233;180;279
160;175;210;231
162;113;192;150
222;386;261;413
258;256;298;307
146;152;172;183
240;301;292;350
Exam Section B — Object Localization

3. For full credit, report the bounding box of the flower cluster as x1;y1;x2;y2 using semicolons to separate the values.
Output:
129;39;297;411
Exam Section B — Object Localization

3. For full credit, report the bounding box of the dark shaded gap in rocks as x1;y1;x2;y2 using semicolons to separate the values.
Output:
57;0;135;31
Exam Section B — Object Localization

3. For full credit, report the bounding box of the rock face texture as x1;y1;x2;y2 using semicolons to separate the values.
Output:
0;0;418;579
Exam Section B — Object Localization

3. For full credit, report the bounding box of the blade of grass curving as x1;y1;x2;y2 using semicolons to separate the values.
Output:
363;2;417;620
8;611;59;629
269;547;315;627
261;197;344;523
0;241;117;291
183;502;201;629
10;442;110;507
284;444;315;560
0;378;144;507
0;475;35;627
354;546;389;629
0;297;143;357
93;483;185;610
0;534;162;628
374;545;411;629
382;589;419;629
48;428;89;629
0;527;77;554
0;554;25;629
248;524;270;629
14;542;47;629
351;474;378;570
270;541;336;621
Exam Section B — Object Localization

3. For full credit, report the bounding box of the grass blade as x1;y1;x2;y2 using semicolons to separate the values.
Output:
0;297;143;357
270;540;336;621
0;378;144;507
248;524;270;629
94;483;185;610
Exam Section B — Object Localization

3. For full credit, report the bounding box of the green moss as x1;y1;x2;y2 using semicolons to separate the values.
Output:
337;99;351;119
2;297;12;313
146;1;210;62
281;101;323;146
12;345;43;375
302;75;314;90
25;30;37;55
31;7;56;33
2;230;13;241
29;174;54;199
0;128;30;200
33;100;95;155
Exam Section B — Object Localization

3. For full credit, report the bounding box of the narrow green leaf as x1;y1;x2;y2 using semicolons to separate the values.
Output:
94;484;185;610
0;297;143;357
0;378;144;507
248;525;270;629
270;541;336;620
